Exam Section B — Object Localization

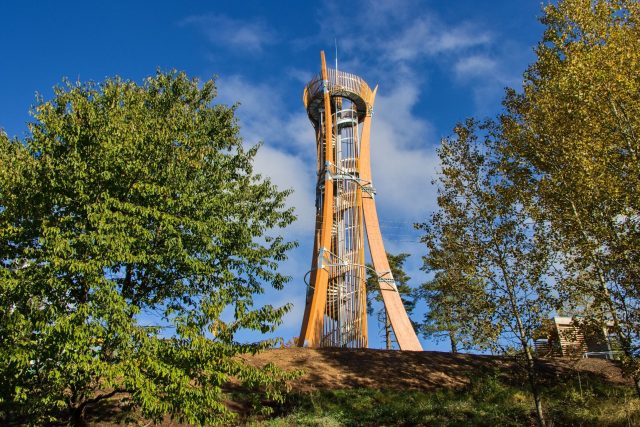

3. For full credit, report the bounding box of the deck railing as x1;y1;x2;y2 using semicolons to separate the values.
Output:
303;69;373;108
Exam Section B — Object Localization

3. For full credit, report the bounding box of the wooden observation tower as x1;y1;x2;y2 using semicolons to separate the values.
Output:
298;51;423;351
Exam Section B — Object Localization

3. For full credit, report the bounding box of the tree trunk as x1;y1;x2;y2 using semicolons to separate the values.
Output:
503;276;546;427
385;311;392;350
70;405;88;427
523;345;546;427
69;389;122;426
449;330;458;354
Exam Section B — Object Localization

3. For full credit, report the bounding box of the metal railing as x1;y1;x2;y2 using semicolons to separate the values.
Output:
333;108;358;125
583;351;623;360
304;69;374;108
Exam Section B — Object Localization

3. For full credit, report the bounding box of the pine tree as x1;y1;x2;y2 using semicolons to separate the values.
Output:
365;252;415;349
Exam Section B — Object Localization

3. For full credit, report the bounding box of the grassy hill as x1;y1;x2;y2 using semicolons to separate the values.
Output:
88;348;639;426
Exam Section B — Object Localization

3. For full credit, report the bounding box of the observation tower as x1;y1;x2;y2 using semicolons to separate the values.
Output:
298;51;423;351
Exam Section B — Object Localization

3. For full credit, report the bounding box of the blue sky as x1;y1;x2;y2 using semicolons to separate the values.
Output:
1;1;545;350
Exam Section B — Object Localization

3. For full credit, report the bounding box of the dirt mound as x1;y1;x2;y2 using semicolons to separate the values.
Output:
244;347;631;392
87;348;631;425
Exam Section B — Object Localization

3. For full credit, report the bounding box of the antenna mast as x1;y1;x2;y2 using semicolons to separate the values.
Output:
335;38;338;72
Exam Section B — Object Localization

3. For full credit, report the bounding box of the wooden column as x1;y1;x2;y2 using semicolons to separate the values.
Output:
359;87;423;351
299;51;335;347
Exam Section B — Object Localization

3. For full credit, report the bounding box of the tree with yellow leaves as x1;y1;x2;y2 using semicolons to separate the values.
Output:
501;0;640;396
418;119;556;427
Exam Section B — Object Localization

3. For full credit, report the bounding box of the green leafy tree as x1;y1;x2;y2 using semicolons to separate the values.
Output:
0;71;297;426
500;0;640;396
416;120;556;427
365;252;415;349
414;269;492;354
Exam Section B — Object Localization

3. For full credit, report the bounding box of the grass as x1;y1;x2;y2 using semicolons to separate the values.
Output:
247;373;640;427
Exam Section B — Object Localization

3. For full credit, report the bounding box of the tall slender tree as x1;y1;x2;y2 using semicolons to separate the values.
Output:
417;119;555;427
500;0;640;395
0;72;297;426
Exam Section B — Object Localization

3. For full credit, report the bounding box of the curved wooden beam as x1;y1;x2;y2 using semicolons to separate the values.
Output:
299;51;335;347
359;86;423;351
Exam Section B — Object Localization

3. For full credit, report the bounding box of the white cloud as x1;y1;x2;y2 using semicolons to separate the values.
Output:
437;24;492;52
313;0;492;67
383;18;492;62
285;67;316;85
211;75;320;344
252;145;315;236
452;53;521;115
454;55;498;79
181;14;276;54
215;75;316;237
216;76;283;141
370;82;439;219
310;0;527;117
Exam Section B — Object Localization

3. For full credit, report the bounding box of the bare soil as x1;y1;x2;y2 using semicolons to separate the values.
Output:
244;347;631;391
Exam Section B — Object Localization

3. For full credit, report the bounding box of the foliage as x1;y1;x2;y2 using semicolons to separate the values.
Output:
0;71;298;425
416;119;556;425
250;374;640;427
414;269;489;353
365;252;415;349
500;0;640;393
414;177;494;353
417;119;556;355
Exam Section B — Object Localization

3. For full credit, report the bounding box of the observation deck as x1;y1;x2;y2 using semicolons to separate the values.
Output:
303;68;375;124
